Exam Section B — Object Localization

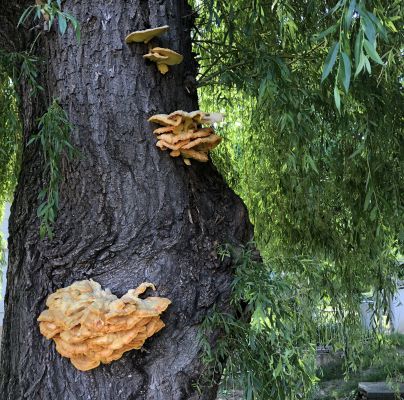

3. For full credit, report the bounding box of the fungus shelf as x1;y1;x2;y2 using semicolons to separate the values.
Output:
148;110;223;165
38;280;171;371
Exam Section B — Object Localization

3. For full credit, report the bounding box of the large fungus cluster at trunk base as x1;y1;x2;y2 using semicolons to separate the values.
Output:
37;280;171;371
149;110;223;165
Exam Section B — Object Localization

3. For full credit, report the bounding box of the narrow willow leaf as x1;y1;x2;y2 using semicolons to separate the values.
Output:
364;187;373;210
363;39;384;65
329;0;344;16
349;143;364;159
364;56;371;74
58;14;67;35
361;13;376;44
370;206;378;221
321;42;339;82
314;24;338;42
366;11;388;41
385;20;397;33
341;52;351;92
306;155;319;174
344;0;356;31
355;52;365;77
66;14;81;42
334;85;341;112
35;8;42;20
354;31;363;71
49;13;55;30
17;5;35;27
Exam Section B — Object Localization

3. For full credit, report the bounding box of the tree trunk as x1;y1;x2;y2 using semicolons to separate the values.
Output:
0;1;252;399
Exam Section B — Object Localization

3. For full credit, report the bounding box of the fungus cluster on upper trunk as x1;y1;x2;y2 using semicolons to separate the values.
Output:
149;110;223;165
125;25;224;164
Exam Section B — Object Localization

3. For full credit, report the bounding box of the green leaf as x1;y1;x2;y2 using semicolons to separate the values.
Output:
321;42;339;82
364;187;373;211
349;143;365;159
58;14;67;35
355;52;365;77
49;13;55;30
66;14;81;42
385;19;397;33
341;52;351;92
273;359;283;378
361;13;376;44
306;155;319;174
334;85;341;112
354;32;363;71
27;136;38;146
364;56;371;74
370;206;378;221
399;228;404;243
39;224;47;239
35;8;42;20
363;39;384;65
329;0;344;16
366;11;388;41
314;24;338;42
344;0;356;31
17;5;36;27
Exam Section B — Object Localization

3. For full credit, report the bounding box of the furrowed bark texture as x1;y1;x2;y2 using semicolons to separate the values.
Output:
0;1;252;399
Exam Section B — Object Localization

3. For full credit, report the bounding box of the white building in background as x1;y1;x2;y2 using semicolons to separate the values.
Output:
391;275;404;334
0;203;11;329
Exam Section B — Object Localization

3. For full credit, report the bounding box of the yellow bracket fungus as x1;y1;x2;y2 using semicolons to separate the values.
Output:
148;110;224;165
125;25;169;44
125;26;183;75
38;280;171;371
143;47;183;75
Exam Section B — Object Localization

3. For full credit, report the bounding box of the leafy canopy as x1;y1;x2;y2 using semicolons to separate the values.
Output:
193;0;403;291
193;0;403;397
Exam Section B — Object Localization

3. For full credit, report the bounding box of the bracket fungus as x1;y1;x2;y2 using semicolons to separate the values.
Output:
125;25;169;44
148;110;223;165
38;280;171;371
143;47;183;74
125;25;183;74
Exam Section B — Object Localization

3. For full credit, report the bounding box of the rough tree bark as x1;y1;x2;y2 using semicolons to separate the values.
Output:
0;1;252;399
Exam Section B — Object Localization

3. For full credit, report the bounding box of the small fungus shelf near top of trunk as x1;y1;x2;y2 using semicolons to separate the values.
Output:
125;26;169;44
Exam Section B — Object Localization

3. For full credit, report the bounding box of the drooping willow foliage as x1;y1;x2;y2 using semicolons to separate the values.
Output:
0;52;22;286
0;24;80;239
0;1;79;239
193;0;403;398
0;54;21;209
194;0;403;264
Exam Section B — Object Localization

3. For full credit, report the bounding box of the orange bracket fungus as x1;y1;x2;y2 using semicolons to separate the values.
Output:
125;25;183;74
143;47;183;74
38;280;171;371
125;25;169;44
148;110;223;165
